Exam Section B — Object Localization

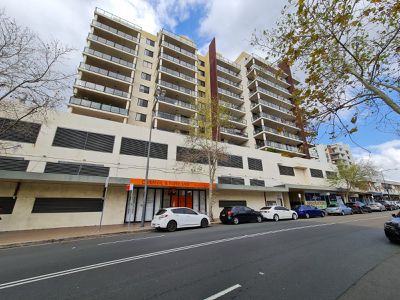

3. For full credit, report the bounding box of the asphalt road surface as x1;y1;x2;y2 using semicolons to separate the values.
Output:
0;211;399;300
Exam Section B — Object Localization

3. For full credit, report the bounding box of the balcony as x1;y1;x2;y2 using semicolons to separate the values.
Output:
220;127;248;144
158;95;197;112
252;112;298;131
91;20;139;44
253;76;291;97
254;126;302;145
219;100;245;116
79;63;132;83
69;97;128;116
256;140;303;155
217;65;241;79
159;66;196;84
251;99;294;119
218;87;243;103
95;8;142;32
247;64;289;87
88;33;137;56
161;40;196;59
155;111;193;126
250;86;293;107
216;53;241;71
158;80;196;97
74;79;130;100
217;76;243;92
160;53;196;71
83;47;134;69
161;29;196;49
225;115;247;129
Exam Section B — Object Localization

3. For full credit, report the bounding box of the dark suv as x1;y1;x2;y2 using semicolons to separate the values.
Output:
346;201;371;214
220;206;262;225
378;200;396;211
384;213;400;243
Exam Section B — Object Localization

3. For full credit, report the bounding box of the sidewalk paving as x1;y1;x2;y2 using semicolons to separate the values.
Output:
0;223;153;249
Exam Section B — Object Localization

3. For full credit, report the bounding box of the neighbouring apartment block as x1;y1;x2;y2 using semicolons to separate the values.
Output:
0;8;398;231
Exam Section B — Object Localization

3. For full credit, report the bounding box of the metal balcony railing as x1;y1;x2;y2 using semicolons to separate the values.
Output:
160;53;196;70
217;76;242;89
83;47;134;68
88;33;137;56
91;20;139;43
217;65;240;78
219;100;245;112
254;126;301;141
254;76;291;95
252;112;297;128
74;79;129;99
220;127;248;137
161;40;196;58
158;80;197;97
251;99;293;115
251;86;293;106
216;53;240;70
69;97;128;116
159;66;196;83
155;111;192;125
79;63;131;83
95;8;142;32
226;115;246;125
256;140;300;153
218;87;243;101
161;29;196;48
159;96;196;111
247;64;288;86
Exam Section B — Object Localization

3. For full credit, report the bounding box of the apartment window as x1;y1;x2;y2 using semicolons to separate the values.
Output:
199;60;205;67
278;165;295;176
310;168;324;178
144;49;154;57
135;113;147;122
137;98;148;107
198;91;205;97
146;38;155;47
139;85;150;94
199;70;205;77
141;72;151;81
198;79;205;87
32;198;103;213
143;60;152;68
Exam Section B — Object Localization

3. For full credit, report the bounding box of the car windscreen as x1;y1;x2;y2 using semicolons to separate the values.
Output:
155;209;167;215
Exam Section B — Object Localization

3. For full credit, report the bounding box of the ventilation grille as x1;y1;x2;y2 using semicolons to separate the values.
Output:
52;127;115;153
326;171;337;178
218;155;243;169
0;197;17;214
44;162;109;177
250;179;265;187
310;168;324;178
0;117;41;144
176;146;207;164
278;165;295;176
32;198;103;213
218;176;245;185
248;157;263;171
0;157;29;171
219;200;247;207
120;137;168;160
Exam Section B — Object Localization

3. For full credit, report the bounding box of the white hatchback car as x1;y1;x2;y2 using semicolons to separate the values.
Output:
260;206;298;221
151;207;210;232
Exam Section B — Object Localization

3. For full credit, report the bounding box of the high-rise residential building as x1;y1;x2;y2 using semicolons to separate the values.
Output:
310;143;354;165
69;8;308;157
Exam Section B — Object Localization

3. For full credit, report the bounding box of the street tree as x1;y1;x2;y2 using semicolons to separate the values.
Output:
178;98;232;221
327;161;377;202
0;10;74;151
252;0;400;138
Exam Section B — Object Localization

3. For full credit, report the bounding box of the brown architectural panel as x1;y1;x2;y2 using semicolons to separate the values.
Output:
208;38;219;140
278;61;310;158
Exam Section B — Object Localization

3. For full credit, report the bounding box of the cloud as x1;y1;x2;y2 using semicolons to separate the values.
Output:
352;140;400;181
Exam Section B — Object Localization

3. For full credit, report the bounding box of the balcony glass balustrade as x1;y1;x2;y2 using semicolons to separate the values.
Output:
257;140;300;153
79;63;131;82
217;65;240;78
251;99;293;115
84;47;134;68
88;33;137;56
159;66;196;83
217;76;242;89
95;8;142;32
155;111;192;124
69;97;128;116
75;79;129;99
158;80;196;97
160;53;196;70
158;96;196;111
252;112;297;128
161;40;196;58
218;87;242;101
92;20;139;43
220;127;248;137
254;126;301;141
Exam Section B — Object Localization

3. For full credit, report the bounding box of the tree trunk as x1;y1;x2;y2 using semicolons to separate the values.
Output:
208;181;214;222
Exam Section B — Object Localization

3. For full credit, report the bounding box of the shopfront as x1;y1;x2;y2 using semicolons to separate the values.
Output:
124;179;209;222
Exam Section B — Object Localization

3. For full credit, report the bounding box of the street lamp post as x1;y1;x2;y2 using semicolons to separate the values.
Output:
140;87;166;227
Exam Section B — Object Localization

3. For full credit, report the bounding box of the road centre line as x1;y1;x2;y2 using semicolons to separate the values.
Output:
203;284;242;300
97;235;165;246
0;215;388;290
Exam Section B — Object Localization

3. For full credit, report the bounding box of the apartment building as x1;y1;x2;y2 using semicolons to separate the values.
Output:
311;143;354;165
0;8;396;231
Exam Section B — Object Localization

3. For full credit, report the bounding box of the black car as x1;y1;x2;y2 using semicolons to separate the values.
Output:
220;206;263;225
384;213;400;243
346;201;371;214
378;200;396;211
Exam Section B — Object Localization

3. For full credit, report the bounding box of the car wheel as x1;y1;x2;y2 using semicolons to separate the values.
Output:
292;213;298;220
166;220;177;232
320;212;325;217
273;214;279;222
200;218;209;228
256;216;262;223
305;213;310;219
233;217;239;225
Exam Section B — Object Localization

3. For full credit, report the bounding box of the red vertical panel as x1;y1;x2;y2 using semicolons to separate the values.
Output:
208;38;219;140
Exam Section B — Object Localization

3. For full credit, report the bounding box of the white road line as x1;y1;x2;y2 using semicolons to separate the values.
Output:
203;284;242;300
0;216;386;290
97;235;165;246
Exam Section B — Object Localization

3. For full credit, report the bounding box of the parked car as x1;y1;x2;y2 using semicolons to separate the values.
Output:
325;203;353;215
395;201;400;209
259;206;298;221
346;201;372;214
390;201;400;209
151;207;210;232
377;200;396;211
369;202;386;212
220;206;263;225
293;205;326;218
384;213;400;243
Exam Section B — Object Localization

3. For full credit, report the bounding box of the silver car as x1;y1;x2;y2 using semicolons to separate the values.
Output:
369;202;386;212
326;203;353;215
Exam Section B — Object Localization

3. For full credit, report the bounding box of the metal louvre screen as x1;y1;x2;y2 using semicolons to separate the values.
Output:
120;137;168;160
248;157;263;171
0;117;41;144
52;127;115;153
32;198;103;213
250;179;265;187
326;171;337;178
219;200;247;207
218;155;243;169
310;168;324;178
218;176;245;185
0;157;29;171
0;197;17;214
176;146;207;164
44;162;109;177
278;165;295;176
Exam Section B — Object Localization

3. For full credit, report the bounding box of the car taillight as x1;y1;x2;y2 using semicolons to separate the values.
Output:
228;211;232;216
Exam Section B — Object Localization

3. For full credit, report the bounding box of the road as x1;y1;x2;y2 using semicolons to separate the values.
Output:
0;211;399;300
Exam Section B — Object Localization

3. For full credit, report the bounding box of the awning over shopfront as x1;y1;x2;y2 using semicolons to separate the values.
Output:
216;184;288;192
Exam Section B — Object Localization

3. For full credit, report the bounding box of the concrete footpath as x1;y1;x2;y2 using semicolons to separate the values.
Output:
0;223;153;249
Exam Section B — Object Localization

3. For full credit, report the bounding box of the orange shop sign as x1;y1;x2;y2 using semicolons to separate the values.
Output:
129;178;214;189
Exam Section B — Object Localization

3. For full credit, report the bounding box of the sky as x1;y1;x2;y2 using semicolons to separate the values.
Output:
2;0;399;180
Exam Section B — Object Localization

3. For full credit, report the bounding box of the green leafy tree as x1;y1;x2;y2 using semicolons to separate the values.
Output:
327;161;377;201
252;0;400;138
